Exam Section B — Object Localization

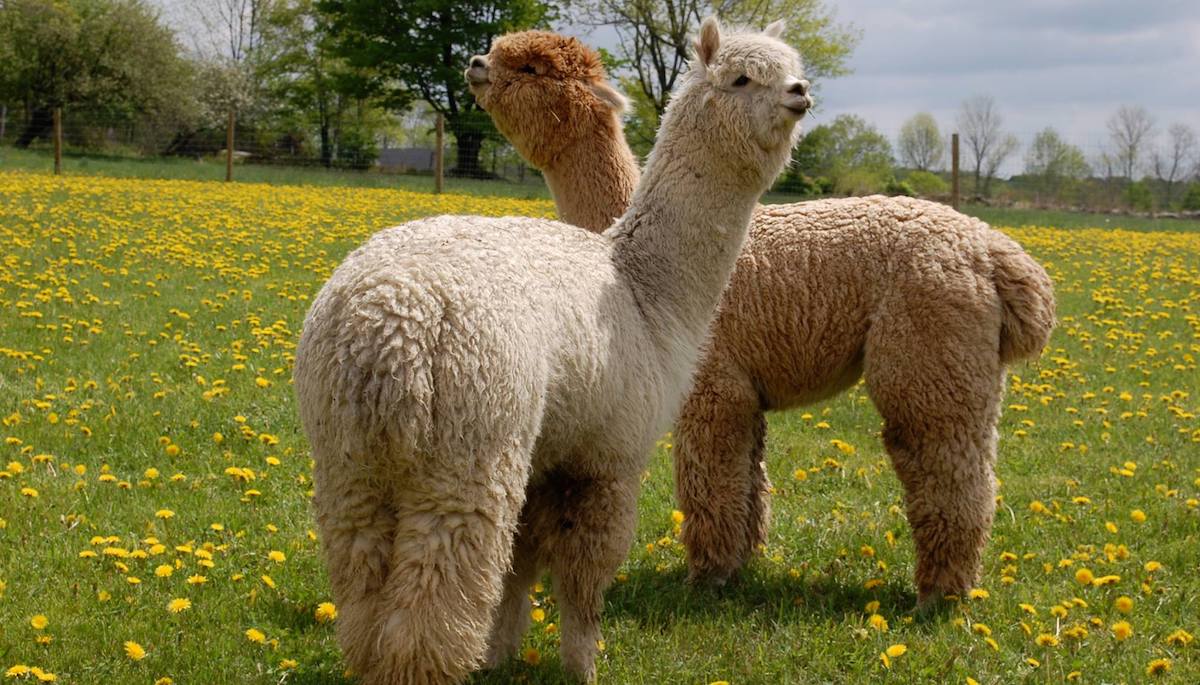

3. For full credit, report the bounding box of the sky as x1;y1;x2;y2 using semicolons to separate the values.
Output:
563;0;1200;172
152;0;1200;173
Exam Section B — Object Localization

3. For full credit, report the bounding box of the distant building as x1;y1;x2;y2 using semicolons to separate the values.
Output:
378;147;435;172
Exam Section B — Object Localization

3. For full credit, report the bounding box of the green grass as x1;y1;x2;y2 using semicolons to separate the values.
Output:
0;145;553;200
0;169;1198;684
6;145;1199;233
961;205;1200;233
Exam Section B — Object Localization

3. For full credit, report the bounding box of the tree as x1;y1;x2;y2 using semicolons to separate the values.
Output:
956;95;1018;197
0;0;190;147
318;0;553;177
573;0;858;117
1106;105;1155;181
1023;127;1090;205
1151;123;1197;206
897;112;943;171
791;114;893;195
260;0;370;167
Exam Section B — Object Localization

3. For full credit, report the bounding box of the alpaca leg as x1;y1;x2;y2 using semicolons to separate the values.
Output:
864;302;1004;604
675;363;768;584
312;457;396;678
483;511;542;668
548;473;639;683
880;415;999;603
365;459;528;685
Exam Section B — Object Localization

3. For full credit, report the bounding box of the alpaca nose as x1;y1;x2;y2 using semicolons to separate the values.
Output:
788;79;810;96
470;56;488;69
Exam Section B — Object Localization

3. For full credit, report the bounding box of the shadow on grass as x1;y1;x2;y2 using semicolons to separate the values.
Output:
602;563;936;628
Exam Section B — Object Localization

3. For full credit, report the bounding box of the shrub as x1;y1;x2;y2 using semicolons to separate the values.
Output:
1181;183;1200;212
904;170;949;198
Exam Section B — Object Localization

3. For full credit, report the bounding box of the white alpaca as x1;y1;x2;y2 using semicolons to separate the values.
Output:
294;17;810;685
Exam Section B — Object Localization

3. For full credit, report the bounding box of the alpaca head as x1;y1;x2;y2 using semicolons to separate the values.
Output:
655;17;812;190
466;31;628;170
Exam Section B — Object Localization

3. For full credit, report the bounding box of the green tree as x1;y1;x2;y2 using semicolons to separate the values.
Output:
897;112;943;171
1023;127;1090;205
318;0;554;177
0;0;189;147
574;0;858;117
260;0;373;167
791;114;893;195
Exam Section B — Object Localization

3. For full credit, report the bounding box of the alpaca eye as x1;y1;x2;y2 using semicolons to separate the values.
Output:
732;75;751;87
518;65;536;74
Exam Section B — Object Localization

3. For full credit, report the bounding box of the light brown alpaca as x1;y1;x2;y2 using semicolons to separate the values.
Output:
469;32;1056;603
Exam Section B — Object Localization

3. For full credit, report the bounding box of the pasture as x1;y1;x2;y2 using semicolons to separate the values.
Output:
1;170;1198;684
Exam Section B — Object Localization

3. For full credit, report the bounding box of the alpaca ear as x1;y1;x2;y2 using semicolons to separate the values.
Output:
695;16;721;67
589;81;629;114
763;19;786;38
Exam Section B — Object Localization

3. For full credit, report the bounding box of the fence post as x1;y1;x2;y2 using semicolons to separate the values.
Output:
53;107;63;175
0;103;7;143
226;110;236;182
951;133;960;210
434;114;444;194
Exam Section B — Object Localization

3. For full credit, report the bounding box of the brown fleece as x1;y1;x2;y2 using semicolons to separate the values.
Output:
474;32;1057;603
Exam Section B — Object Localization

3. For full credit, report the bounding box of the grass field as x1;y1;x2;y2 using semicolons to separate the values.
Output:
5;146;1200;234
0;169;1198;684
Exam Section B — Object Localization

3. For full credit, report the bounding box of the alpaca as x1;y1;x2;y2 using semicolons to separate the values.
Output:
295;18;810;685
468;31;1056;603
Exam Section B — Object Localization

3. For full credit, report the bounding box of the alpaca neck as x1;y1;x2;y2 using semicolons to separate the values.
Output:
543;119;640;233
606;133;766;350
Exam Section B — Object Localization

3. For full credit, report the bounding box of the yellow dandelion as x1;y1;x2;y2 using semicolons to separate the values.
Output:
1145;658;1170;676
315;602;338;623
1075;568;1095;585
1165;629;1193;647
1130;509;1147;523
1036;633;1059;647
30;615;48;630
245;628;266;644
167;598;191;614
1115;596;1133;612
1112;621;1133;640
124;641;147;661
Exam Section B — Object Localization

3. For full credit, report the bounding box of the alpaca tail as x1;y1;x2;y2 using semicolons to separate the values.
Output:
986;231;1056;363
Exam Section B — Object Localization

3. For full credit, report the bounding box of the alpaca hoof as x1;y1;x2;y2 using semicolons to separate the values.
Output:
482;641;519;670
915;590;960;617
564;659;597;684
687;564;738;588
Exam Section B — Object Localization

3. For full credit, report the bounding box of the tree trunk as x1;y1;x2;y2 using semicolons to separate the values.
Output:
319;123;332;168
15;107;54;148
450;127;487;178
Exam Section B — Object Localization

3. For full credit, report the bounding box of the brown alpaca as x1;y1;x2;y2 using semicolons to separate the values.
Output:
468;32;1056;603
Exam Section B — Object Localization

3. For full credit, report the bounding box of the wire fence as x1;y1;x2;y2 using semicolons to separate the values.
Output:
3;104;1198;215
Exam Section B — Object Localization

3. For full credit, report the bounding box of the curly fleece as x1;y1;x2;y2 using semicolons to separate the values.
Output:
295;21;805;685
474;31;1057;603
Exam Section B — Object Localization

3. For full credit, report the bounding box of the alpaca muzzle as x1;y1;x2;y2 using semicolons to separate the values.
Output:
465;56;491;92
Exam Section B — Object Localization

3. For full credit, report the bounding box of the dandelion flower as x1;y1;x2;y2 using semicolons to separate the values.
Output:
245;628;266;644
1112;621;1132;640
1075;568;1095;585
315;602;337;623
1130;509;1147;523
167;598;191;614
124;641;147;661
1166;629;1193;647
1145;659;1170;676
1036;633;1059;647
30;615;48;630
1115;596;1133;612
